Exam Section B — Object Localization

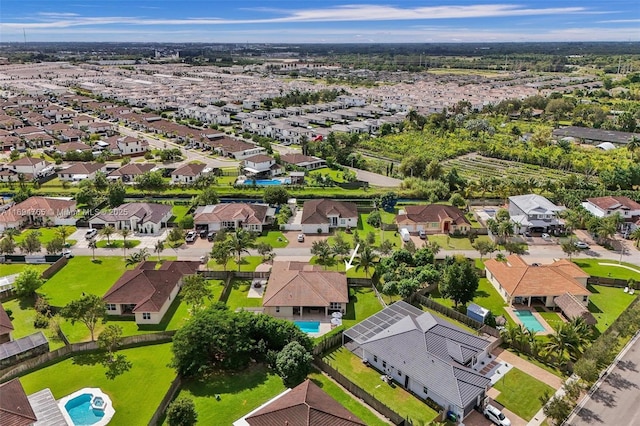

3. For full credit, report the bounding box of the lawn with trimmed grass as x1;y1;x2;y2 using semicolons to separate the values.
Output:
19;343;176;426
427;234;498;251
535;309;565;329
308;370;389;426
327;213;402;249
323;347;439;425
208;255;263;272
96;240;141;249
255;230;289;248
163;365;286;426
574;259;640;281
588;284;637;333
492;367;554;421
309;256;373;279
222;279;262;311
1;297;66;350
0;263;49;277
39;256;127;307
170;204;191;224
427;277;509;321
14;226;78;247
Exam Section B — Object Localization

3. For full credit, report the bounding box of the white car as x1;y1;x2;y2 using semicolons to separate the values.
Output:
297;234;305;242
185;231;197;243
574;241;590;249
484;404;511;426
85;229;98;240
62;249;73;259
541;233;550;239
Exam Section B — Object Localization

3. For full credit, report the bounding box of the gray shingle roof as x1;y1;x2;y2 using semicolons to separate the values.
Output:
345;301;490;409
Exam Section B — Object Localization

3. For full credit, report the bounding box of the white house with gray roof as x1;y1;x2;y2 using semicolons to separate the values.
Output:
508;194;565;235
89;203;172;234
343;301;491;422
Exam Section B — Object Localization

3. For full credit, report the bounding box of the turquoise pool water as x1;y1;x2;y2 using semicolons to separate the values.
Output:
294;320;320;333
243;178;291;186
64;394;105;426
514;310;546;332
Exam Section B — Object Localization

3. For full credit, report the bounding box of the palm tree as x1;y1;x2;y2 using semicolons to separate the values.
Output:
355;244;376;278
56;225;73;246
596;219;617;245
497;220;514;245
120;228;131;259
210;239;233;272
630;228;640;248
100;225;115;246
88;240;97;261
626;135;640;161
154;239;165;262
544;325;568;362
229;229;254;271
3;228;20;241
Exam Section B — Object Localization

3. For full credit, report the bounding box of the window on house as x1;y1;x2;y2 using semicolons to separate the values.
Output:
382;361;387;368
398;370;402;376
106;304;116;311
142;313;151;320
373;355;377;363
330;302;341;310
276;307;280;313
583;296;588;302
423;387;428;395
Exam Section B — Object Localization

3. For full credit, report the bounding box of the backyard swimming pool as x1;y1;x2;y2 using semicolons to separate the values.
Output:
513;310;546;332
294;320;320;334
242;178;291;186
59;388;114;426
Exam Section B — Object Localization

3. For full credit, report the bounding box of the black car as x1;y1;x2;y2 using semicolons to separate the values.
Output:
199;229;208;239
207;231;216;241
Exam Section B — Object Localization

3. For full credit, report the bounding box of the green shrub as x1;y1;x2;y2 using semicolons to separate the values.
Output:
33;313;50;329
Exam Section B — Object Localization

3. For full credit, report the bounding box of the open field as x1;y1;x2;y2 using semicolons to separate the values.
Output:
19;343;175;426
587;284;638;333
1;296;66;350
574;259;640;281
493;367;554;421
14;227;78;247
0;263;49;277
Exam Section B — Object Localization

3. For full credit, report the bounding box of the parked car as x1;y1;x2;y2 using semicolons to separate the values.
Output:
574;241;590;249
541;233;550;239
85;229;98;240
484;404;511;426
185;231;197;243
62;249;73;259
207;231;216;241
419;230;427;240
199;229;208;239
297;234;305;242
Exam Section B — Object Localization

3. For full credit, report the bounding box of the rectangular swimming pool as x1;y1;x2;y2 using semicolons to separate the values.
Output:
294;320;320;334
513;310;546;332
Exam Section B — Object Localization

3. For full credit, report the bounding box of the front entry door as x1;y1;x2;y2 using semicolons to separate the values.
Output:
404;375;409;389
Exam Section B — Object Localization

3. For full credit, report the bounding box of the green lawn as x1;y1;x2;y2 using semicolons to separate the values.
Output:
308;167;349;183
0;263;49;277
223;279;262;311
14;226;78;246
327;213;402;249
19;343;176;426
1;297;66;350
588;284;638;333
208;255;263;272
574;259;640;281
308;370;389;426
323;347;439;425
164;365;286;426
171;205;191;224
536;309;565;329
255;230;289;248
493;367;554;421
428;234;499;251
39;256;128;307
428;277;509;321
309;256;373;279
96;240;141;249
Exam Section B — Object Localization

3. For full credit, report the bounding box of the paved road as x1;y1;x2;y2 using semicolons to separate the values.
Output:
567;333;640;426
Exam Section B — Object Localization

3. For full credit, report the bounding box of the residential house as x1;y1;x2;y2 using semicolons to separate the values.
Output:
0;206;22;232
280;153;326;171
0;135;26;151
108;163;157;182
395;204;470;235
3;157;51;180
103;260;200;324
0;196;76;228
0;304;13;344
343;301;491;422
51;141;93;156
242;154;283;177
484;255;591;309
235;379;365;426
58;162;107;181
582;195;640;220
262;261;349;318
300;199;358;234
0;379;38;426
193;203;274;233
116;136;149;156
207;137;267;160
171;163;209;184
89;202;172;234
508;194;565;235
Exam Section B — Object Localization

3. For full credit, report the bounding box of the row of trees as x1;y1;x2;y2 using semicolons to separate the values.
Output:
0;226;75;255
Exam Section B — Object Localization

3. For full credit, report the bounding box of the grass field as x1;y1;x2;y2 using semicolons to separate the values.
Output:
39;257;127;307
222;279;263;311
255;230;289;248
327;213;402;249
427;234;495;251
308;370;389;426
493;367;554;421
1;296;66;350
574;259;640;281
19;343;176;426
14;226;78;247
428;277;509;321
309;256;373;279
170;205;191;224
587;284;637;333
535;309;565;329
0;263;49;277
163;365;286;426
208;255;263;272
96;240;141;249
323;347;439;425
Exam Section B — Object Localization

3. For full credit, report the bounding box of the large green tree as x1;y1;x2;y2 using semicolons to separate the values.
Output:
275;341;313;387
181;274;212;312
14;267;44;296
60;294;106;341
166;397;198;426
438;261;479;307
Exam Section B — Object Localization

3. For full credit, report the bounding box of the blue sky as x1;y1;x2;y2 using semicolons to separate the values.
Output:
0;1;638;43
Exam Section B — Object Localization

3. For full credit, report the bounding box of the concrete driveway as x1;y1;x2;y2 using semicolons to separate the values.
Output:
282;231;327;248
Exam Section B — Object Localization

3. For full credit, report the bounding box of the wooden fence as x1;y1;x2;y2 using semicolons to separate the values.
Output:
0;331;174;382
410;293;493;333
41;256;68;279
148;375;182;426
587;276;631;288
200;270;269;280
313;331;344;356
314;358;409;426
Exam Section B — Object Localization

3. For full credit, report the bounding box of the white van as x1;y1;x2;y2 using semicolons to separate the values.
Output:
399;228;411;242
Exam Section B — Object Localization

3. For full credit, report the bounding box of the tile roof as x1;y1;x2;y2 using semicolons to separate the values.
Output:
344;301;490;409
586;196;640;211
172;163;206;177
92;203;171;225
59;162;105;175
243;154;274;163
9;157;48;166
395;204;470;226
554;293;597;325
53;142;92;152
245;380;366;426
484;255;591;298
12;197;76;218
263;261;348;307
194;203;270;226
103;261;200;312
108;163;156;176
280;153;324;165
0;379;38;426
301;199;358;225
0;303;14;336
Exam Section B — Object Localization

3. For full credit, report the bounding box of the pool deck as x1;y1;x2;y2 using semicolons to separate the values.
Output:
505;305;554;335
57;387;115;426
